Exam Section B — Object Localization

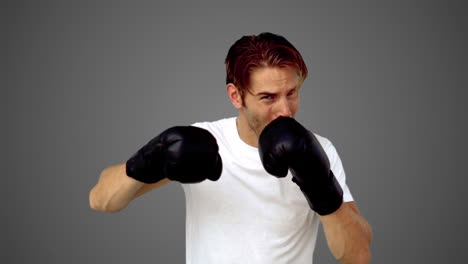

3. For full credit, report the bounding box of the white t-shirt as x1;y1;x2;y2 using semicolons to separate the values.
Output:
182;117;353;264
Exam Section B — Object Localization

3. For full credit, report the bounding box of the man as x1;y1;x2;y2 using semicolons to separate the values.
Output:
89;32;372;263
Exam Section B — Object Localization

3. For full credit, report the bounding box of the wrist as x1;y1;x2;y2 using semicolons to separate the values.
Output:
125;156;165;184
294;171;343;215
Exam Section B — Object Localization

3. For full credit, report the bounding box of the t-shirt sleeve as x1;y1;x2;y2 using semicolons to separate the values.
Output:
324;141;354;203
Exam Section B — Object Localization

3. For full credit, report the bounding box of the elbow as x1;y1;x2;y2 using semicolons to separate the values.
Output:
355;247;371;264
353;220;373;263
89;187;105;212
89;168;125;213
340;246;371;264
353;229;372;264
89;187;122;213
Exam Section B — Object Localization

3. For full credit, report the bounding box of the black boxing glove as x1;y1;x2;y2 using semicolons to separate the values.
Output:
126;126;222;184
258;117;343;215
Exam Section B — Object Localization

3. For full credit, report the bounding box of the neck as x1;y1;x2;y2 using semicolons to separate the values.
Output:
236;114;259;148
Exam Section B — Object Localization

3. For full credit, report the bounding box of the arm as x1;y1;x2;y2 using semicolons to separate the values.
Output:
258;117;372;263
89;163;170;213
89;126;222;213
320;201;372;264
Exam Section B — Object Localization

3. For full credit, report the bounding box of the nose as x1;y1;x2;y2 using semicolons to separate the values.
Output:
274;97;293;118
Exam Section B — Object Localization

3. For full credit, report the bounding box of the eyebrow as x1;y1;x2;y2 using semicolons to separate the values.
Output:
256;91;276;97
254;87;297;97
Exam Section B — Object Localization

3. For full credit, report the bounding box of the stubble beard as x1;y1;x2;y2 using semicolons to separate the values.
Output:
244;108;267;139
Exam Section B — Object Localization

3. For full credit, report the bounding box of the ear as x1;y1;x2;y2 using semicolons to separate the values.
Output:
227;83;243;109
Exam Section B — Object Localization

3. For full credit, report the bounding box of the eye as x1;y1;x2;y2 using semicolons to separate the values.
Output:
260;94;274;100
287;89;297;97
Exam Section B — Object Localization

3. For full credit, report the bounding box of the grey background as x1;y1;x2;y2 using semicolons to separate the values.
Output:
4;0;467;263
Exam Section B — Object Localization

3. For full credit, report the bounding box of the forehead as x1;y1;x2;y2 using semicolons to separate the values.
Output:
249;66;299;92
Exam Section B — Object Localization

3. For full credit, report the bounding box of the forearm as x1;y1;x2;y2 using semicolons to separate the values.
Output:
89;163;145;213
320;202;372;264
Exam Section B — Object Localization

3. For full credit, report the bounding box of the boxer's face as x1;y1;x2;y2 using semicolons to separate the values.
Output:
241;66;301;138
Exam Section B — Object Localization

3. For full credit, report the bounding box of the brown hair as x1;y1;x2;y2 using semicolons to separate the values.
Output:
225;32;308;99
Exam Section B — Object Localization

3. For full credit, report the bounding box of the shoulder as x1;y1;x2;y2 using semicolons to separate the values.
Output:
190;117;236;139
191;117;234;130
312;132;340;161
312;132;333;151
